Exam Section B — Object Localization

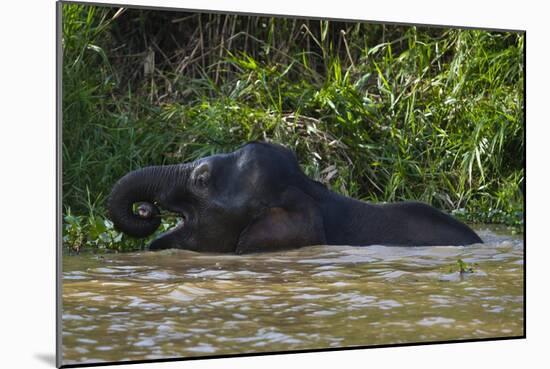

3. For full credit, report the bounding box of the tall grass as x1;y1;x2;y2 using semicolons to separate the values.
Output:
62;4;524;252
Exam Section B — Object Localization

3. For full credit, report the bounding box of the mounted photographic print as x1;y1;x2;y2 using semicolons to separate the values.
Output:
57;1;525;367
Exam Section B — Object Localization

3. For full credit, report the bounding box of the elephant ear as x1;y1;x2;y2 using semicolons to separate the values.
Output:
235;186;326;254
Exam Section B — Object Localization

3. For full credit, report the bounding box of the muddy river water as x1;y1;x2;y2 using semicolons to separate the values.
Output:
61;225;524;365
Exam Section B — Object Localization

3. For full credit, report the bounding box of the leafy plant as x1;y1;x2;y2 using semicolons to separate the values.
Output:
448;258;476;274
61;4;524;252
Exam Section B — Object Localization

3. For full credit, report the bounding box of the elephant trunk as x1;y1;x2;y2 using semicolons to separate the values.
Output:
107;164;187;238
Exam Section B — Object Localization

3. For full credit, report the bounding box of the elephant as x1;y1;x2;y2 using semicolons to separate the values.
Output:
108;141;482;253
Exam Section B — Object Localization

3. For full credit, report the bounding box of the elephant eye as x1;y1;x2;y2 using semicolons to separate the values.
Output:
193;162;210;188
196;173;208;187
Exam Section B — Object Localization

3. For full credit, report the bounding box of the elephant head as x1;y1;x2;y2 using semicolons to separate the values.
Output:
108;142;327;253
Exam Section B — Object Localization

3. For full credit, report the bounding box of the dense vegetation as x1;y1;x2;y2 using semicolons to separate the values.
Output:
62;4;524;252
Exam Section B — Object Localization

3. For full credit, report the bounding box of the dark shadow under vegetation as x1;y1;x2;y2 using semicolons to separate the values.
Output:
62;4;524;252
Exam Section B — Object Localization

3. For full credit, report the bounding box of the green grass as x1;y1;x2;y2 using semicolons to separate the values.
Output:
61;4;524;252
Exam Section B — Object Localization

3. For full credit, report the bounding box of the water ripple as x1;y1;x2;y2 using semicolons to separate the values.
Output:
62;225;524;365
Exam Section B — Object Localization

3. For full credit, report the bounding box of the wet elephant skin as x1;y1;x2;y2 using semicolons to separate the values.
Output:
108;142;482;253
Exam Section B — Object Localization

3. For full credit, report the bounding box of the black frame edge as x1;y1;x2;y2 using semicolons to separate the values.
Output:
59;0;526;34
56;1;64;367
